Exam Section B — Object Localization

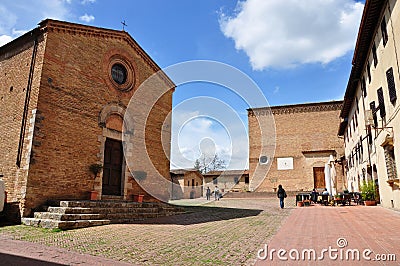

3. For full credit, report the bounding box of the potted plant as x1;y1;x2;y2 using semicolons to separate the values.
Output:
89;163;103;200
133;194;144;202
360;180;376;206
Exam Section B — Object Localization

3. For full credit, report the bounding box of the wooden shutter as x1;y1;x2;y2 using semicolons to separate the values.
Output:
381;16;388;46
386;67;397;103
367;62;371;83
370;101;378;127
377;88;386;118
361;77;367;97
372;43;378;67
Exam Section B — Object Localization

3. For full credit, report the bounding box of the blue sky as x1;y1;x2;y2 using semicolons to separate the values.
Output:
0;0;365;170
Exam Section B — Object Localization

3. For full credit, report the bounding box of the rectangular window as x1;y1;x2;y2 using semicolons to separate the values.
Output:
349;120;352;137
367;62;371;83
361;77;367;97
356;98;359;114
386;67;397;103
370;101;378;127
381;16;388;46
377;88;386;118
372;43;378;67
384;145;397;180
355;111;358;127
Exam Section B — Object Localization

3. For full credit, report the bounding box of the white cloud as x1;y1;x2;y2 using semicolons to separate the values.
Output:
38;0;71;20
0;6;17;34
219;0;364;69
0;35;13;46
81;0;96;4
170;100;249;171
79;13;95;23
0;1;73;47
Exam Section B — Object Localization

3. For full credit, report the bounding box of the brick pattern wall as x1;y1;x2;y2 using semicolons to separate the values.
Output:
0;34;47;213
1;20;173;216
249;102;345;192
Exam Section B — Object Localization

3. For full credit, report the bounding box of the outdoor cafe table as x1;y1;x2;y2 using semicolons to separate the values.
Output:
296;192;310;204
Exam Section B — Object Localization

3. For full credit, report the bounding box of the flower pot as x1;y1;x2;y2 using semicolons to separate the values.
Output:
364;200;376;206
133;194;144;202
90;191;99;200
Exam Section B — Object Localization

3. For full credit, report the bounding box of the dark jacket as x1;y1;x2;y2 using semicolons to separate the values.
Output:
277;188;287;199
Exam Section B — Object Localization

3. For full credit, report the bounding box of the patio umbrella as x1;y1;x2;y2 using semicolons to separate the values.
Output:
330;162;337;196
324;163;332;195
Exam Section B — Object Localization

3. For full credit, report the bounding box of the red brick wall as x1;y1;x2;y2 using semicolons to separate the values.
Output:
249;102;345;192
1;21;173;216
0;33;47;213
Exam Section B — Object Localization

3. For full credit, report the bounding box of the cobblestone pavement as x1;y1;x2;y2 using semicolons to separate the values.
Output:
2;198;398;265
255;204;400;266
0;198;293;265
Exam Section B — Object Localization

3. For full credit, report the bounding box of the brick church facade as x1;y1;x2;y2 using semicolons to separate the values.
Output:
0;19;174;217
248;101;346;193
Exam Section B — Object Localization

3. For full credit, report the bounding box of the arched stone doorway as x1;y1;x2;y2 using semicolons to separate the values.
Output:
98;103;128;198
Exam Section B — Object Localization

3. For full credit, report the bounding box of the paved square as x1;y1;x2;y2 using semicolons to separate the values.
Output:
1;198;400;265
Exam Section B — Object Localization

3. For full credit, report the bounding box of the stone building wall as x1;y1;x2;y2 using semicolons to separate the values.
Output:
0;20;173;216
248;101;345;192
0;30;47;212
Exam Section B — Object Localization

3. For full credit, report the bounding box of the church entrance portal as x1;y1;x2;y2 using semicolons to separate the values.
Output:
102;138;123;196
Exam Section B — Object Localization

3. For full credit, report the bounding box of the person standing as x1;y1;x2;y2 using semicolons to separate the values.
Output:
277;184;287;209
206;187;211;200
214;186;220;201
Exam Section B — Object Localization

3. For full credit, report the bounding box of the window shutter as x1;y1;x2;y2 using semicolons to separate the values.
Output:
377;88;386;118
361;77;367;97
372;43;378;67
370;101;378;127
381;16;388;46
386;67;397;103
367;62;371;83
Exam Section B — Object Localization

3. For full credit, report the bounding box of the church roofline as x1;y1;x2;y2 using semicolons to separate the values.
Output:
248;100;343;116
40;19;175;89
0;19;175;89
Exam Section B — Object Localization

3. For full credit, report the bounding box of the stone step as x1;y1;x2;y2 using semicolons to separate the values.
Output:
34;212;104;221
51;200;161;208
21;218;111;230
105;212;159;220
46;206;94;214
23;200;186;230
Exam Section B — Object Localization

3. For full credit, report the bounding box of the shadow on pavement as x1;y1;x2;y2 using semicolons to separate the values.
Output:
0;252;66;266
137;206;263;225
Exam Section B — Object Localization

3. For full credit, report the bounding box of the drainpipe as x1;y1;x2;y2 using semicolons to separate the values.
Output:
16;36;38;167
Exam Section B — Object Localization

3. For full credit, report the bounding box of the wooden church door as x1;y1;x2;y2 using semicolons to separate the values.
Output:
102;138;123;195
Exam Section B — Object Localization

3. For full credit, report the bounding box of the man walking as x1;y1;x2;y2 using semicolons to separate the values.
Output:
214;186;220;201
277;184;287;209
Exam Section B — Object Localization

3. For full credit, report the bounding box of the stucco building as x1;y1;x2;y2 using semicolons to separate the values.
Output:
249;101;346;193
203;170;249;193
338;0;400;209
170;169;204;199
0;19;174;217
